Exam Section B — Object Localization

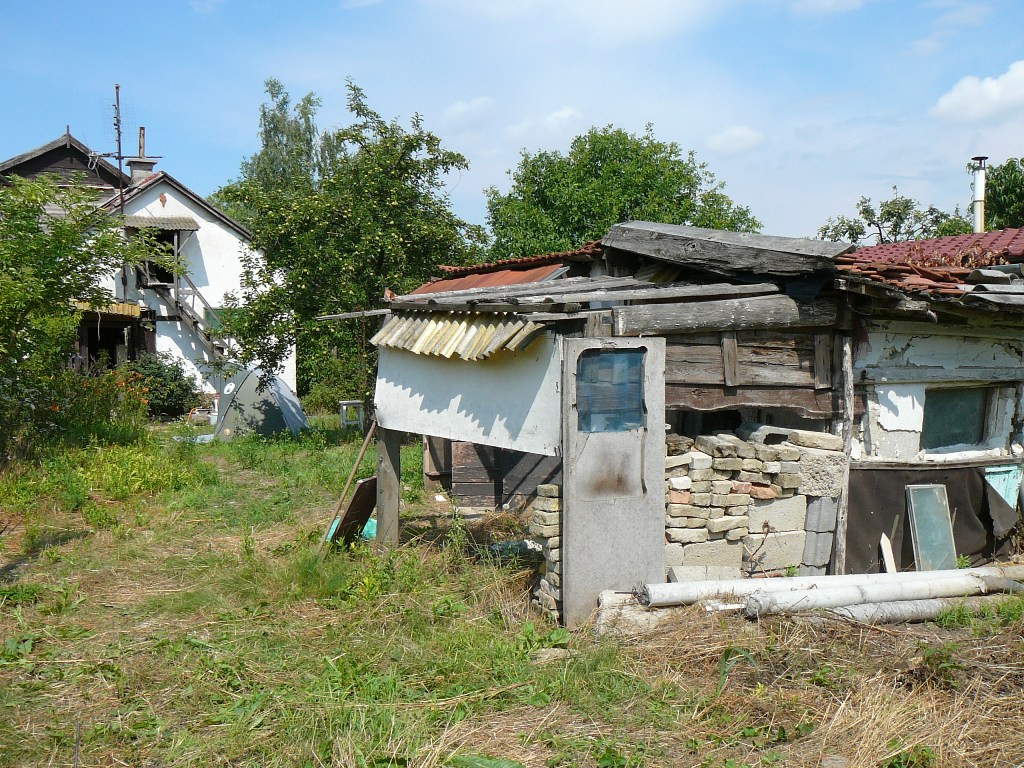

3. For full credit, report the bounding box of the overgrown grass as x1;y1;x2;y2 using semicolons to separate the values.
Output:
3;426;1024;766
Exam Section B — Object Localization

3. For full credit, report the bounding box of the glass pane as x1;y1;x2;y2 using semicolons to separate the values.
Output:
906;484;957;570
920;388;988;450
576;348;645;432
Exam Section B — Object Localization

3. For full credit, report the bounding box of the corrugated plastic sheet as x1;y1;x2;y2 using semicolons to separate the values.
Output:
370;312;546;360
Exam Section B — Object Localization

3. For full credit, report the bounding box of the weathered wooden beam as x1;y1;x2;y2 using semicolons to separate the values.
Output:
665;350;815;387
831;333;854;575
720;332;739;387
813;334;832;390
665;383;836;418
614;295;837;336
375;427;402;551
856;366;1024;384
603;221;851;277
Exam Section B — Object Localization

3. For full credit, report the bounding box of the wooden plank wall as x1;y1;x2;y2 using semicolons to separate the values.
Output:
664;330;837;419
449;441;561;508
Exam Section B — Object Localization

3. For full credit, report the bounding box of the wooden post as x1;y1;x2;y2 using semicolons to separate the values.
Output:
831;333;854;574
376;427;401;550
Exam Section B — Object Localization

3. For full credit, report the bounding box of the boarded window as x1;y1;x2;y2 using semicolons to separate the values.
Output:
920;387;989;450
576;348;645;432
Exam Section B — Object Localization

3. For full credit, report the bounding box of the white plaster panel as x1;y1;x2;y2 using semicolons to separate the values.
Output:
374;334;562;456
874;384;924;432
855;329;1024;371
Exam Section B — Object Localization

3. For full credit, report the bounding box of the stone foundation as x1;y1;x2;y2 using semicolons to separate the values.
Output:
529;483;563;623
664;426;847;579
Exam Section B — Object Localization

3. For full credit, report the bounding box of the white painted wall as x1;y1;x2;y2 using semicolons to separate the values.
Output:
374;334;562;456
853;322;1023;461
116;177;297;393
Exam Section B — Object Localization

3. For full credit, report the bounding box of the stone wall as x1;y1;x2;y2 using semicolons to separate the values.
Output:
528;483;563;623
663;426;847;580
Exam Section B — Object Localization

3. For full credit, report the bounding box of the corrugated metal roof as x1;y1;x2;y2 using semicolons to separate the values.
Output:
410;263;566;295
371;312;547;360
124;214;200;231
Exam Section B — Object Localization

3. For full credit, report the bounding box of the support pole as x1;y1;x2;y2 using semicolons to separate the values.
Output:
376;427;401;550
832;332;854;574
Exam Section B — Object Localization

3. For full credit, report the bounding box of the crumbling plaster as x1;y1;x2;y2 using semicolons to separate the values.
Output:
853;328;1023;461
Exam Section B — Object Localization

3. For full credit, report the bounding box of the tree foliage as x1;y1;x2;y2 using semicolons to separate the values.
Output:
216;79;485;400
818;186;972;245
986;157;1024;230
0;175;151;458
485;125;761;259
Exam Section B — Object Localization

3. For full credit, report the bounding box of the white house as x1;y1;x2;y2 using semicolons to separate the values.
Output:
0;131;297;394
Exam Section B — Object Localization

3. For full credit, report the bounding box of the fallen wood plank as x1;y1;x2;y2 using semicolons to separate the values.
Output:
665;383;836;418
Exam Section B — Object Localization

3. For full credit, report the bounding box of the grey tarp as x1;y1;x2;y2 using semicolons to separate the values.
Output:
215;368;309;440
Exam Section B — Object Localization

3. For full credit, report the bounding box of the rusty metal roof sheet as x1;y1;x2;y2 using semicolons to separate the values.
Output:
410;263;566;295
436;241;602;276
371;312;546;360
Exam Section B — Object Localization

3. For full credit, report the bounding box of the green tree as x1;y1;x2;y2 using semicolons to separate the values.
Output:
485;125;761;259
986;157;1024;230
818;187;972;245
0;175;150;457
216;79;485;402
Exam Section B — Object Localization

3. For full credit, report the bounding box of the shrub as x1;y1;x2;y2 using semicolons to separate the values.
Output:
125;352;202;419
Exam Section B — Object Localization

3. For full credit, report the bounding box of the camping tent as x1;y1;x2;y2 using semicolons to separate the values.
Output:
215;368;309;439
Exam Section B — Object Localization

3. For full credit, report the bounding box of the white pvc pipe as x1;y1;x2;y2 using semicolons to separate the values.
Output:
640;565;1024;607
830;594;1012;625
744;574;987;618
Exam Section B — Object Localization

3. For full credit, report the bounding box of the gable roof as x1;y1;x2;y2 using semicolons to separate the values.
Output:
104;171;251;240
0;132;129;189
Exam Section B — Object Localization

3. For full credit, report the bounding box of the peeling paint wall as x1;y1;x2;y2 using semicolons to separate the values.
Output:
853;321;1024;461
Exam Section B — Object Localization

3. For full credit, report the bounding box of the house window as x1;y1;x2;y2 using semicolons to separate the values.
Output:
576;348;645;432
134;228;177;286
920;387;990;450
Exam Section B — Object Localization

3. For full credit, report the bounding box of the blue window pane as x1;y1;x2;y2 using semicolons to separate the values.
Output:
576;349;645;432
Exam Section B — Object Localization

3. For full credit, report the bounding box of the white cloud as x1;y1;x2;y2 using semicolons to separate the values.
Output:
543;106;584;130
705;125;764;155
932;60;1024;122
443;97;495;123
912;1;989;56
506;106;584;141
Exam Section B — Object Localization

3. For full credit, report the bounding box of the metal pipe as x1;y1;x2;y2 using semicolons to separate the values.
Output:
640;565;1024;607
972;155;988;233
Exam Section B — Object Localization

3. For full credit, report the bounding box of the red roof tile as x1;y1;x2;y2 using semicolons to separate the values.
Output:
410;263;566;295
436;241;602;276
836;228;1024;300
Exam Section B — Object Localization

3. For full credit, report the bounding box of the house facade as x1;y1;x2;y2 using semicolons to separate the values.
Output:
0;131;297;395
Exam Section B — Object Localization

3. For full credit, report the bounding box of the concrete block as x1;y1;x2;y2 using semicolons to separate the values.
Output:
736;471;762;484
712;480;734;494
687;450;713;470
668;476;692;491
748;495;807;532
778;487;796;498
539;578;561;600
725;505;750;517
536;590;558;611
688;468;714;481
665;454;691;469
805;496;839;533
711;493;730;507
545;536;561;549
681;539;743;568
691;493;711;507
712;470;734;480
667;527;710;544
725;527;748;541
545;570;561;587
743;530;807;572
667;503;709;519
529;522;560;537
712;457;744;471
749;484;777;500
711;432;756;458
536;483;561;498
787;429;843;451
696;435;737;458
668;489;691;504
776;443;802;461
802;530;834;568
664;542;685;567
731;481;752;493
532;510;560;526
691;481;712;492
779;461;801;475
665;515;706;529
754;444;780;462
737;422;793;443
796;446;848;498
762;461;782;474
543;546;561;562
777;473;802;489
532;496;562;512
725;493;750;506
708;507;726;519
668;564;743;582
798;565;827;577
741;458;763;472
706;515;749;533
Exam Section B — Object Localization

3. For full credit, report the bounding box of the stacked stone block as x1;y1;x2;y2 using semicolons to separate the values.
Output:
529;483;563;623
664;427;848;580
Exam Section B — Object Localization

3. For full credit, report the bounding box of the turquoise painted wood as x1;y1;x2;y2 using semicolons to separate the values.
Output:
984;464;1024;508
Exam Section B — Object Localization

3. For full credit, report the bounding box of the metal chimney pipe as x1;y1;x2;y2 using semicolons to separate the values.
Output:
972;155;988;233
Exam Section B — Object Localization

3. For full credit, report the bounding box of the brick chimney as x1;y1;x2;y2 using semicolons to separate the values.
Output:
125;126;159;184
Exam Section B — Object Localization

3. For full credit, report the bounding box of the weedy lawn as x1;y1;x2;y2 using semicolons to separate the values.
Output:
2;424;1024;767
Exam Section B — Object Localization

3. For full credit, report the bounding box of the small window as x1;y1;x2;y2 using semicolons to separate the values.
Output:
576;348;645;432
920;387;990;450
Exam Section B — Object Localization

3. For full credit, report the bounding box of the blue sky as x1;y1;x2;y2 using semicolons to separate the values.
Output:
3;0;1023;239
